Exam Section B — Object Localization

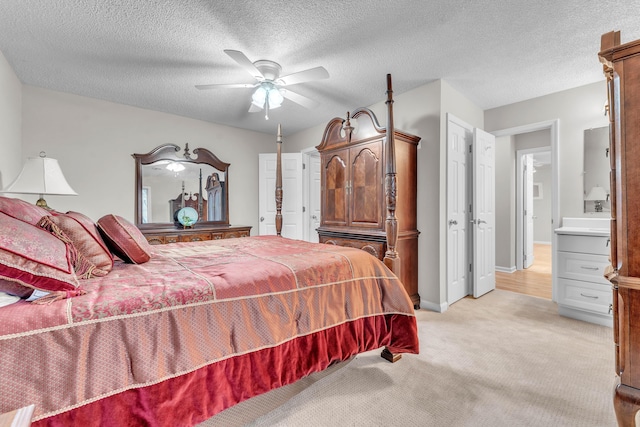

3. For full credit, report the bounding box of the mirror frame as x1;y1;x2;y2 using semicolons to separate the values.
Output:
133;143;230;229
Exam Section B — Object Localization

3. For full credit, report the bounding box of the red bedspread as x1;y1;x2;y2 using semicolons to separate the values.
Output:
0;236;418;426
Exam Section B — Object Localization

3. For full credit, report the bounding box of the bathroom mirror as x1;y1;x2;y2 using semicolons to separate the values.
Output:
583;126;610;213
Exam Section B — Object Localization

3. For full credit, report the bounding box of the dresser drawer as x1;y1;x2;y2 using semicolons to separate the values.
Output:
557;278;612;315
557;234;610;256
179;233;211;243
557;251;611;285
319;236;385;260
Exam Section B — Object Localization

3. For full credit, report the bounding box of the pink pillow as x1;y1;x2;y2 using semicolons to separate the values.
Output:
97;214;152;264
0;212;80;296
0;196;49;226
0;279;34;298
38;211;114;278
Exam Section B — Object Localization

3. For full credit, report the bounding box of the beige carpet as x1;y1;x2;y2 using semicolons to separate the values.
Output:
200;289;616;427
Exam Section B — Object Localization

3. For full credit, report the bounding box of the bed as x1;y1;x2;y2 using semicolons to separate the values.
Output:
0;75;419;426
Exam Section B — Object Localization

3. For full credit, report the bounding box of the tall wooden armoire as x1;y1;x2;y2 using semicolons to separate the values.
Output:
316;108;421;308
599;31;640;426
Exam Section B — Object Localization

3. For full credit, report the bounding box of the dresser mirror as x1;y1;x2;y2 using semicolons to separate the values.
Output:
133;144;229;228
583;126;610;213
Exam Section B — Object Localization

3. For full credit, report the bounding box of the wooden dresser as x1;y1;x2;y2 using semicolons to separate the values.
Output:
599;31;640;426
142;225;251;245
316;108;421;308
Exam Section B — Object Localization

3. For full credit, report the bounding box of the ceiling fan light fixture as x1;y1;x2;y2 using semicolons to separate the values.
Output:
268;87;284;108
252;83;283;110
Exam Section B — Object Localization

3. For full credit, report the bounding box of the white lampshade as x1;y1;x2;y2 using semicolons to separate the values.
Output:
585;185;608;201
2;154;77;209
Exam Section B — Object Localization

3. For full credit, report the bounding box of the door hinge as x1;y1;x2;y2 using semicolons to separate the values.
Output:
469;263;472;272
302;206;306;213
524;254;527;261
303;163;306;170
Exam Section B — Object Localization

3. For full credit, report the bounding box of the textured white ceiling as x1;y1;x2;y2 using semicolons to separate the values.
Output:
0;0;639;136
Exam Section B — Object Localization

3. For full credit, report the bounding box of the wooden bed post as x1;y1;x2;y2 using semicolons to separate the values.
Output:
383;74;400;278
275;123;283;237
381;74;403;364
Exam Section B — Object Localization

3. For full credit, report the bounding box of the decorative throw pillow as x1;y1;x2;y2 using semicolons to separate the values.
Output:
0;278;34;298
0;212;80;298
38;211;114;278
97;214;152;264
0;196;49;226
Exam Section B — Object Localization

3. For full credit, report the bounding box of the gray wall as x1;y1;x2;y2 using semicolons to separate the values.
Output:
485;81;609;221
0;50;21;190
17;85;274;231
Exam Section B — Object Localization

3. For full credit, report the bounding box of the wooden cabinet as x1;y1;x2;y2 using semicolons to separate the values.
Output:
316;108;420;307
141;225;251;245
599;31;640;426
554;218;612;327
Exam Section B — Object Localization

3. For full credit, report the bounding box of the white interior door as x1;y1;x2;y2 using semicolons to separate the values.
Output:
308;153;321;243
472;128;496;298
447;114;471;304
258;153;303;239
523;154;534;268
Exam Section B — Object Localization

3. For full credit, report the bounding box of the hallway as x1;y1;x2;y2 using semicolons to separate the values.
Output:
495;244;552;299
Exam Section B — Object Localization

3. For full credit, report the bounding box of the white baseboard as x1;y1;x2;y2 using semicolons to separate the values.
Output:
495;266;516;273
420;300;448;313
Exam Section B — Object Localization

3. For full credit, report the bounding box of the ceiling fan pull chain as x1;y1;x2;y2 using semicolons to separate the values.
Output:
265;96;270;120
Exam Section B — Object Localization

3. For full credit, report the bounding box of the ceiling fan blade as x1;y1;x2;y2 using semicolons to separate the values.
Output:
195;83;256;90
281;89;319;109
277;66;329;86
248;103;262;113
224;49;264;81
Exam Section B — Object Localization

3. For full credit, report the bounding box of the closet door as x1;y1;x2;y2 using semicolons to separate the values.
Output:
321;150;349;227
349;142;383;229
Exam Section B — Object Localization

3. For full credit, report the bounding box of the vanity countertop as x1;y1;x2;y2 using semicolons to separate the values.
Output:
554;226;610;236
555;217;610;236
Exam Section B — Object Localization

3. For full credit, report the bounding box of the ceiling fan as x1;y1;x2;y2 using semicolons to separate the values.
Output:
196;50;329;120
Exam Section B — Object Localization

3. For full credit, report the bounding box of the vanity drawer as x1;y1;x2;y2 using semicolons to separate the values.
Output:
557;278;612;315
557;251;611;285
557;234;610;256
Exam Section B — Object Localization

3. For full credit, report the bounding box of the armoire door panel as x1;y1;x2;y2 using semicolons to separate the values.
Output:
350;144;383;228
322;152;348;226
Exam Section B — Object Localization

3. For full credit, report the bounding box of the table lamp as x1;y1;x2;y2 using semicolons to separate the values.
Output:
1;152;77;210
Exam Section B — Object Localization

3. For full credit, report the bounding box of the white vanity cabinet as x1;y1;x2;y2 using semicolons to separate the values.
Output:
554;217;612;327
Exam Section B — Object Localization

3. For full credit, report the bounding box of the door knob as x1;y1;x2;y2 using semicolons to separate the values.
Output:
260;216;264;222
448;219;458;226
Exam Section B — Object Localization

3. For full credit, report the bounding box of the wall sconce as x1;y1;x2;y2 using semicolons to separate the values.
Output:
1;152;77;210
585;185;608;212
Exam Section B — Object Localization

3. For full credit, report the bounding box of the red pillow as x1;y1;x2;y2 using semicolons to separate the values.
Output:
0;196;49;226
38;211;114;278
0;212;80;296
97;214;152;264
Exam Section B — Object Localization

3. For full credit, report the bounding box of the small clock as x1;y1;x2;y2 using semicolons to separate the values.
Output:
177;207;198;228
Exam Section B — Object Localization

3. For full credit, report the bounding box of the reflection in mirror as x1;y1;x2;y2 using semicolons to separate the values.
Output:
133;144;230;228
142;161;225;223
583;126;610;213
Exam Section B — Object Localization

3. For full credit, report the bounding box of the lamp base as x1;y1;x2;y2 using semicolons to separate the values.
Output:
35;196;51;211
594;201;603;213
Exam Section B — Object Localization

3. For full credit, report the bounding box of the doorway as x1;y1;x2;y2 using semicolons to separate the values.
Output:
492;120;559;301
